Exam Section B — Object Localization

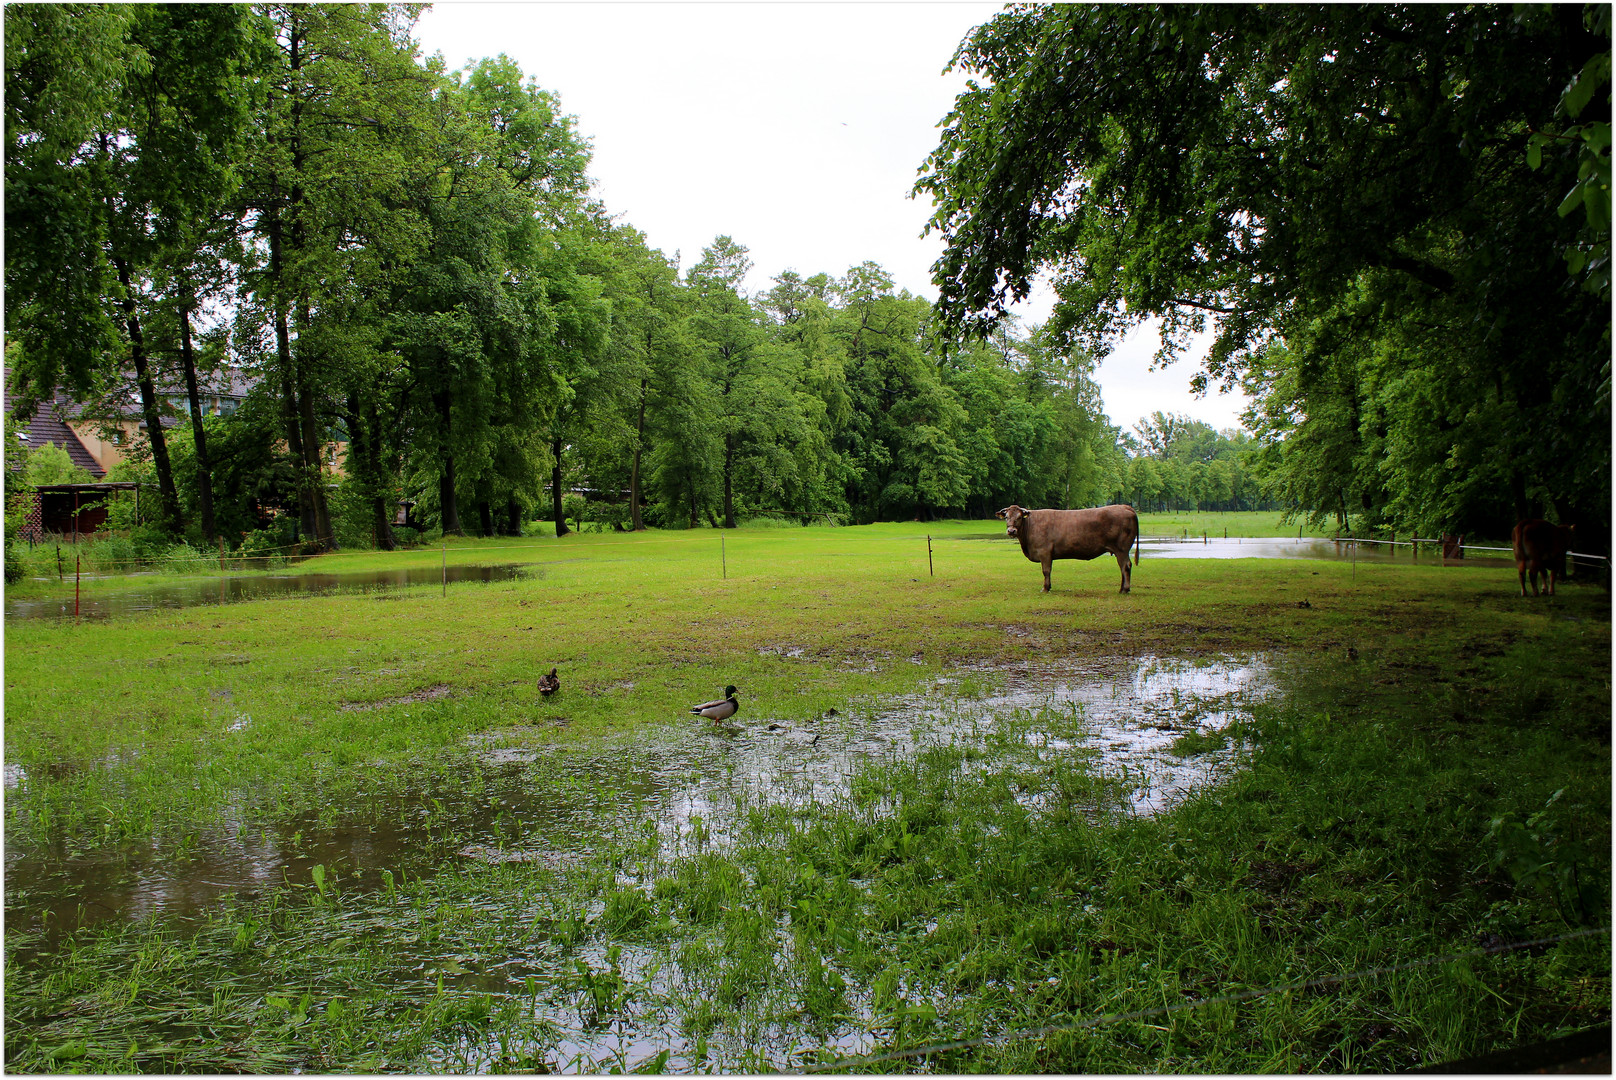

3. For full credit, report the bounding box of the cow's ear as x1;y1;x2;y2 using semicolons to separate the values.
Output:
995;508;1009;520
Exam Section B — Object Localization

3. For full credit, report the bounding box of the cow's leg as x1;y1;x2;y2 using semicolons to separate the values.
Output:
1041;558;1052;592
1518;564;1529;597
1115;549;1131;593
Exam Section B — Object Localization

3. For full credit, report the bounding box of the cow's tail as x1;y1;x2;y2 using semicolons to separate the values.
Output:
1132;511;1141;567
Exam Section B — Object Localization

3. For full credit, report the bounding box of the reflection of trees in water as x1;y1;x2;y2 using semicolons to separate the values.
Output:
4;565;533;620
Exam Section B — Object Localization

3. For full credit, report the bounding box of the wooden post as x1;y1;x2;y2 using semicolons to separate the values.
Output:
75;553;80;618
57;544;63;582
721;532;726;580
442;538;447;598
927;535;934;576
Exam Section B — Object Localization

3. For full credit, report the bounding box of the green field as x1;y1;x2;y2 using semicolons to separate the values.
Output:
4;518;1609;1072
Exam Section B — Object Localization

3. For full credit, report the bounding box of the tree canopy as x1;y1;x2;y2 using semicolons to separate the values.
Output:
918;3;1610;540
11;3;1600;548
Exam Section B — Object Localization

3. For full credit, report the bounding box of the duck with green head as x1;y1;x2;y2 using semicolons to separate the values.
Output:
690;685;739;724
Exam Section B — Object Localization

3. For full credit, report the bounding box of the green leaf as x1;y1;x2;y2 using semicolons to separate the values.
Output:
1565;54;1611;119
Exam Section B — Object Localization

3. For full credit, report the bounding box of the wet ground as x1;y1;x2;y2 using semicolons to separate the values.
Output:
1136;535;1512;564
3;654;1273;943
3;539;1518;624
3;563;534;621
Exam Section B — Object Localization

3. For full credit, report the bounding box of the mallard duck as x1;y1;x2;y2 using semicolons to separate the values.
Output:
690;685;739;724
538;667;560;696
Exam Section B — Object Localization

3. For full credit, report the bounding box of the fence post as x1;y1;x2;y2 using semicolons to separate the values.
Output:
75;554;80;618
442;538;447;598
928;535;934;576
722;532;727;580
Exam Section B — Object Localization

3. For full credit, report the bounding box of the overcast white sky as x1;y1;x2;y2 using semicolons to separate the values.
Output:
413;2;1252;434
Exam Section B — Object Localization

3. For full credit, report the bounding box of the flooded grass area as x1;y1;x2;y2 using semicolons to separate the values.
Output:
4;527;1609;1072
4;655;1270;942
4;563;535;621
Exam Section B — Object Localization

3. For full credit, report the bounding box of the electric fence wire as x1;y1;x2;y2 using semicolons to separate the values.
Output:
785;925;1610;1074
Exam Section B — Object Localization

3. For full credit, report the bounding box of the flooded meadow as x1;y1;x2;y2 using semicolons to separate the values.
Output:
5;531;1605;1072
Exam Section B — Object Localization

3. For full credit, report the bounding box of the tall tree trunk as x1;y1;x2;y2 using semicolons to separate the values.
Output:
367;400;396;551
296;364;334;548
1510;473;1531;523
477;499;494;537
344;391;395;551
551;432;570;537
436;388;463;534
505;497;521;537
111;256;182;535
439;455;462;536
722;437;736;529
177;302;216;543
265;197;317;544
630;377;647;531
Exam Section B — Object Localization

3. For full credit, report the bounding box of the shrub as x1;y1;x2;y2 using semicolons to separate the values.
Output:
737;513;799;529
392;526;421;547
562;493;588;530
235;531;284;569
589;500;629;531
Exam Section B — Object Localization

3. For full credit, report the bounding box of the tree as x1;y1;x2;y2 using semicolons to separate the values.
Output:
7;4;264;537
239;4;437;550
592;226;692;531
919;4;1609;540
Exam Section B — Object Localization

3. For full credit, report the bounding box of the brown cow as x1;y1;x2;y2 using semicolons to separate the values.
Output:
997;504;1139;593
1512;519;1575;597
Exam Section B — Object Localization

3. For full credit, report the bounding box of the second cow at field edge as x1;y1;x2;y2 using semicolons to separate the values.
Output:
1512;518;1575;597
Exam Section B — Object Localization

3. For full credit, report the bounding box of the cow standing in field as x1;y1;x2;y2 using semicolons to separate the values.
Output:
997;504;1140;594
1512;519;1575;597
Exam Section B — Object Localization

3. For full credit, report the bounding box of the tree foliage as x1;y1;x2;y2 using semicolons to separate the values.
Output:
919;3;1610;541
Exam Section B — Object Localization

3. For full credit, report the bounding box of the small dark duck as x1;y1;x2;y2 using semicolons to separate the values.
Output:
538;667;560;696
690;685;740;724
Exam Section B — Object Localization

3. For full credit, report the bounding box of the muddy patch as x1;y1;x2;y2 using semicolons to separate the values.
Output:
340;683;457;711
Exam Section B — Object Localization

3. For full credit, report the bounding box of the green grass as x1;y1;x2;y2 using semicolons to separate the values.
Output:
4;516;1609;1072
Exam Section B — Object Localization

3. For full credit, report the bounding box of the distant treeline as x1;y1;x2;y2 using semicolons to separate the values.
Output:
7;5;1605;554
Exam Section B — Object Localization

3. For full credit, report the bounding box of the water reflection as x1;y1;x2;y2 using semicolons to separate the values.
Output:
1136;535;1510;563
4;655;1272;940
4;563;534;621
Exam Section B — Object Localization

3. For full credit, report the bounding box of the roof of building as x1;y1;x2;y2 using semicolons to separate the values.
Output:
4;381;106;478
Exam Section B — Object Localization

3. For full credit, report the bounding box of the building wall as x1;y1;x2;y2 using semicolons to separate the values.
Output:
68;420;140;475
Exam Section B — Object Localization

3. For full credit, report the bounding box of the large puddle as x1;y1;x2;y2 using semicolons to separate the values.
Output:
3;563;535;621
5;654;1272;939
5;653;1279;1072
1135;535;1511;563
